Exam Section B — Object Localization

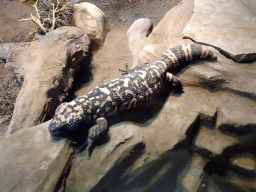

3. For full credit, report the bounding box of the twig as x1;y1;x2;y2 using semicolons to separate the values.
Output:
32;0;48;33
50;0;59;30
19;0;73;34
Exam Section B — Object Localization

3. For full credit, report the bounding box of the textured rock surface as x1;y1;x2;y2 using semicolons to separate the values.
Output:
1;0;256;191
5;26;90;135
182;0;256;62
0;43;28;62
130;0;194;67
66;124;144;191
89;0;255;191
0;121;73;192
73;2;110;51
127;18;153;65
176;154;207;192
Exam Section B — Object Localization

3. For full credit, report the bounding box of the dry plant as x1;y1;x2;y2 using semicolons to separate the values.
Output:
20;0;74;34
0;83;18;122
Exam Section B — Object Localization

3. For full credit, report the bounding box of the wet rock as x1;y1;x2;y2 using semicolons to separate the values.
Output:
0;121;73;192
5;26;90;135
211;168;256;192
73;2;110;51
182;0;256;62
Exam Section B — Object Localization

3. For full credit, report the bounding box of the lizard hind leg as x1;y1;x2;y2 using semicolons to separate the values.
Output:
165;72;182;86
78;117;108;159
165;72;184;93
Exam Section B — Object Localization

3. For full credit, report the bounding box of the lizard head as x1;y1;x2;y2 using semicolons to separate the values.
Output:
48;102;84;140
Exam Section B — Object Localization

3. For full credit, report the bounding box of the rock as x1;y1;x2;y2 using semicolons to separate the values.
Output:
127;18;153;38
2;0;255;191
0;116;10;136
194;125;239;156
5;26;90;135
182;0;256;62
177;154;207;192
66;123;145;191
0;43;29;62
125;0;256;191
132;0;195;67
180;52;256;100
73;2;110;51
65;84;255;191
137;44;162;67
216;95;256;135
229;153;256;177
127;18;153;65
0;120;74;192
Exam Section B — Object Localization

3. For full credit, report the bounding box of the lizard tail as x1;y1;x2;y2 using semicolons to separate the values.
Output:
156;44;217;70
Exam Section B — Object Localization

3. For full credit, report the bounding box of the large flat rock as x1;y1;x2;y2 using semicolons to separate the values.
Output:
182;0;256;62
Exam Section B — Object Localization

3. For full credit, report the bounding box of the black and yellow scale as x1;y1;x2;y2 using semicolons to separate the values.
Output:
48;44;217;158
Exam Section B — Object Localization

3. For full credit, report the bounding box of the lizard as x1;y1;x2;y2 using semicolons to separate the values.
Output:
48;44;217;158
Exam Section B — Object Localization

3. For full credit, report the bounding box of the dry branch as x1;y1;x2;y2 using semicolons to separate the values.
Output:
19;0;74;34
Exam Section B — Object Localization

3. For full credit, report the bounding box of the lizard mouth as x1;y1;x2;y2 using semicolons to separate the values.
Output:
48;121;67;140
49;133;65;141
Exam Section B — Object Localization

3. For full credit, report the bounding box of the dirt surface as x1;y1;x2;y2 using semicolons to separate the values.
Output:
0;0;181;100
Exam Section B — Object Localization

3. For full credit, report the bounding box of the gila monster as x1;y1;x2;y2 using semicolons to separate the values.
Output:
48;44;217;158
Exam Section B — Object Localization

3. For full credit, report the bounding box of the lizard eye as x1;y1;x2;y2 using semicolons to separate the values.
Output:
48;121;57;133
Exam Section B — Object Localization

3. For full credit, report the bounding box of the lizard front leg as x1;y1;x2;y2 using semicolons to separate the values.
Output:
118;62;148;75
78;117;108;159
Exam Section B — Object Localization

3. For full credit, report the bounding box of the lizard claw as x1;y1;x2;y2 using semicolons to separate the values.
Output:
118;62;129;75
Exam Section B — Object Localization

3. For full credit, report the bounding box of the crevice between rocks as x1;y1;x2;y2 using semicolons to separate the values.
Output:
174;114;201;151
54;151;76;192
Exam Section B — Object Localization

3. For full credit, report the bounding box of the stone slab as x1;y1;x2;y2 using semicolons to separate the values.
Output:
0;121;73;192
182;0;256;62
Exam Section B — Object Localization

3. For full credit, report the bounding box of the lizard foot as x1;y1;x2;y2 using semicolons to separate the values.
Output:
77;118;108;159
118;62;129;75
